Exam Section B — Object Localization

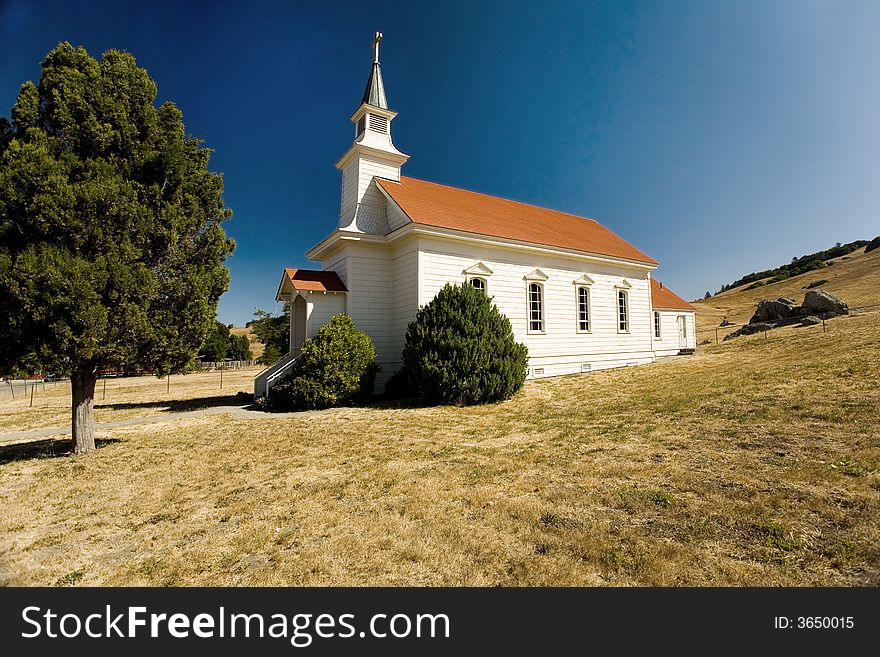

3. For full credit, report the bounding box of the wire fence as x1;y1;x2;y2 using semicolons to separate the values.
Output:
196;359;259;370
0;364;265;405
695;302;880;345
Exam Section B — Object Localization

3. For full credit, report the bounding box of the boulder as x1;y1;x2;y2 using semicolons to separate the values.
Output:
800;315;822;326
750;297;798;324
802;289;848;316
723;322;775;341
719;319;734;327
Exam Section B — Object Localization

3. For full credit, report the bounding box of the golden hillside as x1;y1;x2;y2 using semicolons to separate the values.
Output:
230;325;264;359
693;246;880;335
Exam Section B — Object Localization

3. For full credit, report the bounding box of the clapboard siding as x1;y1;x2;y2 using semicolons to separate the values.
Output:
339;160;358;217
345;248;396;379
652;310;696;356
386;199;410;232
390;240;419;370
306;293;346;339
325;256;348;286
417;237;655;376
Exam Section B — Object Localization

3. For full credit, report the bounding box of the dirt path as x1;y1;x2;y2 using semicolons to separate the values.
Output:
0;405;259;442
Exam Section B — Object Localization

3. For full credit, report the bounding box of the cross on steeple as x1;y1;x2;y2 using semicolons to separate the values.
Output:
372;31;383;64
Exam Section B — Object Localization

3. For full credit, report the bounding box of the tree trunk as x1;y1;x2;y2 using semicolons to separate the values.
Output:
71;363;98;454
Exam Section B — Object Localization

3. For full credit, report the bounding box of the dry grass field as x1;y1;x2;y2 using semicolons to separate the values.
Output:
693;245;880;335
0;368;260;433
1;311;878;587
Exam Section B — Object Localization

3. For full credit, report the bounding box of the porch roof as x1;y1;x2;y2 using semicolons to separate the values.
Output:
276;268;348;300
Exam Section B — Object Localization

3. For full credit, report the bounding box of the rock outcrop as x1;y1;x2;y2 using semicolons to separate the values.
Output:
749;297;799;323
723;322;774;341
724;289;849;340
801;289;848;316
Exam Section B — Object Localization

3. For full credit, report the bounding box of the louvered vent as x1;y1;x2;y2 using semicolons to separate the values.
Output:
368;114;388;133
356;115;366;136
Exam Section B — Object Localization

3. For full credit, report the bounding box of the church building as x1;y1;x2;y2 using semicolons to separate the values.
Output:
255;33;695;398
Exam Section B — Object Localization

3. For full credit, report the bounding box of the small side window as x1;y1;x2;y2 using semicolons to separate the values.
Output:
469;277;487;293
617;290;629;332
654;311;661;338
577;286;591;332
528;283;545;333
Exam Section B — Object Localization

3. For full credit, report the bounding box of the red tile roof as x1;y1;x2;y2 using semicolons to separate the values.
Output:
283;268;347;292
377;176;657;265
651;278;694;311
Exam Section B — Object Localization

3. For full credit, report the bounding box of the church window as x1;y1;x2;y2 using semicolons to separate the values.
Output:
618;290;629;332
577;286;591;332
528;283;544;333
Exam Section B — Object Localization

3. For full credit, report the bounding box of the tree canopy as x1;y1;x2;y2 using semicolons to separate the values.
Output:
250;306;289;364
0;43;234;452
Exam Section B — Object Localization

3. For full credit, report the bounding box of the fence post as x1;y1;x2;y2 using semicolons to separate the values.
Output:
822;318;826;333
220;365;223;389
103;377;107;400
30;379;35;407
8;380;14;400
715;328;719;344
167;375;170;393
764;329;768;340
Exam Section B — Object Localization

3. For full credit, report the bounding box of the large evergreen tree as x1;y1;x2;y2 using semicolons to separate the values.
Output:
0;43;234;454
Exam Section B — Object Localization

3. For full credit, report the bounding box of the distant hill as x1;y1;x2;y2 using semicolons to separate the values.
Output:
230;326;265;359
716;240;868;293
693;245;880;333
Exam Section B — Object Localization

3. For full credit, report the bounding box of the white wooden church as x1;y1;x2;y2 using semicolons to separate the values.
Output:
255;34;694;397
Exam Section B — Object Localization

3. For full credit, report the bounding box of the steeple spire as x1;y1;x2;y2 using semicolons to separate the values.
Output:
361;31;388;109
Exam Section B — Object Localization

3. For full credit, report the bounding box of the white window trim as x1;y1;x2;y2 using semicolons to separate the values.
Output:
576;285;591;334
654;310;662;339
527;281;545;334
617;288;630;334
468;276;488;294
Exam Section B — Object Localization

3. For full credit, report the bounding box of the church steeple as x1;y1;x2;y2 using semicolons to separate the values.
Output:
336;31;409;234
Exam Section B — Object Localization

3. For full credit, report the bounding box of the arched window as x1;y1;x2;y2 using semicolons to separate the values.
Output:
577;286;591;332
469;277;486;293
617;289;629;332
528;283;544;333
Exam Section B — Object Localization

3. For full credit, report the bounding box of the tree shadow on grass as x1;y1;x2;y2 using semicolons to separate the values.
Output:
96;392;254;413
0;437;121;466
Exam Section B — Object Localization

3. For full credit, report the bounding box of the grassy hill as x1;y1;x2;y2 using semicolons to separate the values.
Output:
230;326;265;360
693;246;880;335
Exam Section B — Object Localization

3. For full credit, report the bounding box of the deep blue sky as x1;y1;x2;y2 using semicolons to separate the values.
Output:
2;0;878;324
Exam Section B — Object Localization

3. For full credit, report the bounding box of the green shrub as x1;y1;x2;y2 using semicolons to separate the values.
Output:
266;314;377;410
396;283;528;405
866;235;880;253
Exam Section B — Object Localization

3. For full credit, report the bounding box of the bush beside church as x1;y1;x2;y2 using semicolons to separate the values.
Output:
391;283;529;405
264;314;378;411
